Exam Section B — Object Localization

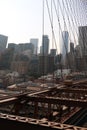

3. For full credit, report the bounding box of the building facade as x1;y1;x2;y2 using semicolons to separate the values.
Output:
42;35;49;55
50;49;56;56
30;39;38;55
70;42;74;54
61;31;69;56
0;34;8;52
79;26;87;56
11;61;29;74
38;55;55;75
61;31;69;66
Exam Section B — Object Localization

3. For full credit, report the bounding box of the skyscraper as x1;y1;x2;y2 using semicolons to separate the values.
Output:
79;26;87;56
61;31;69;56
0;34;8;52
42;35;49;55
61;31;69;65
30;39;38;55
70;42;74;53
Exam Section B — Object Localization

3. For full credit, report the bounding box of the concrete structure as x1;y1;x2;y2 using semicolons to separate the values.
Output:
30;39;38;55
0;34;8;52
42;35;49;55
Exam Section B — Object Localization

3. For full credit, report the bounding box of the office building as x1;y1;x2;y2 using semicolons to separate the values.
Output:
0;34;8;52
11;61;29;74
61;31;69;65
38;55;55;75
70;42;74;53
42;35;49;55
15;43;34;54
8;43;17;50
38;55;49;75
50;49;56;56
79;26;87;56
30;39;38;55
61;31;69;56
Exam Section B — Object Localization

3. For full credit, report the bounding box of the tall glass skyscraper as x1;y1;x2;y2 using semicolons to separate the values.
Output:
42;35;49;56
30;39;38;55
61;31;69;65
79;26;87;56
61;31;69;56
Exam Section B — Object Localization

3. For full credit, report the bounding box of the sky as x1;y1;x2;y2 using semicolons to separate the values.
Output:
0;0;87;52
0;0;43;43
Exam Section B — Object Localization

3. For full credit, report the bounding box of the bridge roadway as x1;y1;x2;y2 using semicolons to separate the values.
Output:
0;78;87;106
0;79;87;129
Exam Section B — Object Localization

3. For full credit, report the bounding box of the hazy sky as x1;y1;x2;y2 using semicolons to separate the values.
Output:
0;0;87;52
0;0;43;43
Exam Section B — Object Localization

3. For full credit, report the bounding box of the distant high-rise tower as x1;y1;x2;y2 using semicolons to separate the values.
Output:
79;26;87;56
30;39;38;55
61;31;69;66
42;35;49;55
0;34;8;52
61;31;69;65
70;42;74;53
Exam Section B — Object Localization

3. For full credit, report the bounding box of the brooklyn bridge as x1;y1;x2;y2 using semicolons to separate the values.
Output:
0;0;87;130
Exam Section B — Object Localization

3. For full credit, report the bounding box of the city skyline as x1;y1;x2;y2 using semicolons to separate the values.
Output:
0;0;87;53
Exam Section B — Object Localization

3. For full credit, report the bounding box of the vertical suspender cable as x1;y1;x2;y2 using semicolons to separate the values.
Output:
53;0;71;70
51;0;53;49
42;0;44;77
45;0;58;55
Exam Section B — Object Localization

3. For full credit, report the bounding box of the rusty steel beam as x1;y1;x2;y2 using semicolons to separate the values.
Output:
28;90;49;97
0;93;21;106
55;88;87;94
0;92;32;106
26;96;87;107
73;79;87;85
0;97;18;106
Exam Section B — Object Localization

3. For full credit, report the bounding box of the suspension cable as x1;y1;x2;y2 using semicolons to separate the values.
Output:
53;0;71;70
45;0;58;55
